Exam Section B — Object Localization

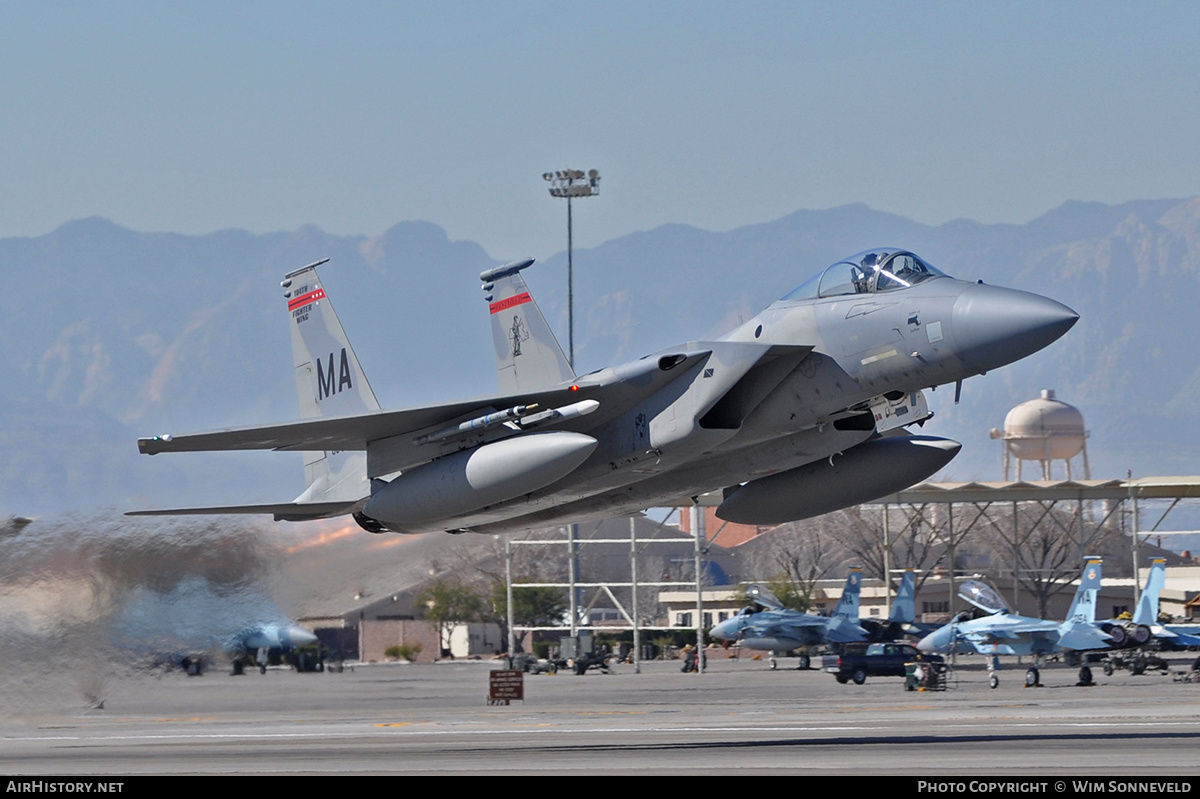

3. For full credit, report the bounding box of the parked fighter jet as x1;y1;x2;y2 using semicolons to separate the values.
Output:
710;568;919;669
171;622;319;676
917;557;1111;687
112;578;320;676
233;622;320;674
130;249;1077;535
1098;559;1200;675
1123;558;1200;649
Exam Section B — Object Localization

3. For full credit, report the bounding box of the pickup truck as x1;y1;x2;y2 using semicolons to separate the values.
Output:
822;642;942;685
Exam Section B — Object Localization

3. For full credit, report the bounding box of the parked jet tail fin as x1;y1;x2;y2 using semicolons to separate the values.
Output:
832;567;862;622
481;258;576;394
1133;558;1167;626
1065;557;1103;625
888;569;916;624
281;259;377;504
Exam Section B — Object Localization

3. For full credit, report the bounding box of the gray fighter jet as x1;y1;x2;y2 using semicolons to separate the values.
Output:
709;568;918;669
131;248;1077;535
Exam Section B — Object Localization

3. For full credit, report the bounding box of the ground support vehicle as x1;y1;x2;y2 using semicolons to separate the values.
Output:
1103;650;1169;676
823;642;943;685
560;634;614;675
905;660;949;691
509;653;558;674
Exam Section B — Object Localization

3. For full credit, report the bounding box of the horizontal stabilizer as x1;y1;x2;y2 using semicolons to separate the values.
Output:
126;501;358;522
1057;626;1112;652
1161;626;1200;647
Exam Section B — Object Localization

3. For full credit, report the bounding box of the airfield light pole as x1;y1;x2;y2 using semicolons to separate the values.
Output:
545;169;600;638
542;168;600;368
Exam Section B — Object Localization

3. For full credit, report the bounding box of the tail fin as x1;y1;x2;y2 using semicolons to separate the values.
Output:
888;569;916;624
831;567;862;622
480;258;576;393
281;259;378;503
1133;558;1166;625
1065;557;1103;625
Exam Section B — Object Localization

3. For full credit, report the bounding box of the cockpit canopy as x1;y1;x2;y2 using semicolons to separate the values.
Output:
782;249;948;302
957;580;1009;615
744;584;784;610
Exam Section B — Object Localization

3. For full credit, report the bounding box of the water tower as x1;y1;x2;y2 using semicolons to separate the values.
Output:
991;389;1090;480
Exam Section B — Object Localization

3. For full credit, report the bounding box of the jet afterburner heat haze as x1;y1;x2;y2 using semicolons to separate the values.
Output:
130;248;1078;535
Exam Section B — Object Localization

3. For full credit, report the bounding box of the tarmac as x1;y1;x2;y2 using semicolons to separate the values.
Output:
3;653;1200;775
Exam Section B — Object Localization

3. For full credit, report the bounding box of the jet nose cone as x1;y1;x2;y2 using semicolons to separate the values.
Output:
709;620;736;641
952;284;1078;374
286;624;319;647
917;623;954;654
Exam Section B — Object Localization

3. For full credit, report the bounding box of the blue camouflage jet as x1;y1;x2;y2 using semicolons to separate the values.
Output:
1098;558;1200;676
917;557;1111;688
709;568;918;669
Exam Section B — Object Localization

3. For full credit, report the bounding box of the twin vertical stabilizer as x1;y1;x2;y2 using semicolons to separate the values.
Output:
1133;558;1167;626
282;260;379;504
481;258;576;394
888;569;917;625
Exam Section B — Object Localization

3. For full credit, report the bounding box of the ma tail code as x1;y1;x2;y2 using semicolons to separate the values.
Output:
318;348;353;400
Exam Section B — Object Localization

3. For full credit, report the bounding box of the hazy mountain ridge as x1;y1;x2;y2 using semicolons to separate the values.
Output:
3;197;1199;514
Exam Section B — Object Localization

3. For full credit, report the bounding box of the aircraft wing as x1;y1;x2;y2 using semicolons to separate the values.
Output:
1159;625;1200;648
1057;625;1112;652
138;350;714;470
138;387;598;455
126;501;359;521
966;616;1060;641
759;615;827;638
1001;619;1064;635
138;342;814;479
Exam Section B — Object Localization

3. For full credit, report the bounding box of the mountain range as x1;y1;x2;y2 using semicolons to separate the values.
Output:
4;197;1199;516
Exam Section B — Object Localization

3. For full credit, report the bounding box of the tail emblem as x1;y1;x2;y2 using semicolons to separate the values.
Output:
510;316;529;357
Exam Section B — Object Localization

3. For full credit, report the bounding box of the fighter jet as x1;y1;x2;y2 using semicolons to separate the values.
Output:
171;622;319;676
917;557;1111;687
710;568;919;669
130;248;1077;535
1117;558;1200;649
1098;559;1200;675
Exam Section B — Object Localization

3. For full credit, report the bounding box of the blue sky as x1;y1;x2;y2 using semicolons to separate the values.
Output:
3;1;1198;261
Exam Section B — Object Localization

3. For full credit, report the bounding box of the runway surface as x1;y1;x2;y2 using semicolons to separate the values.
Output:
3;655;1200;774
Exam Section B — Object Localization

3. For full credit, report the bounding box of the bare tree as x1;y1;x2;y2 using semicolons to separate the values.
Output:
837;506;948;596
974;500;1123;618
742;517;848;610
